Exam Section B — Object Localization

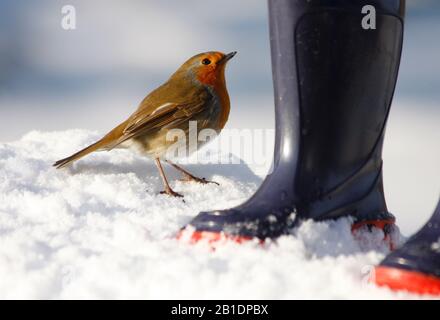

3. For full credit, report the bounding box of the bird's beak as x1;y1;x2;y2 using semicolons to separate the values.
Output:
218;51;237;64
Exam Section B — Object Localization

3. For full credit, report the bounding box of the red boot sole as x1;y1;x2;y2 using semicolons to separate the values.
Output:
351;218;397;250
374;266;440;296
178;218;397;249
177;230;258;245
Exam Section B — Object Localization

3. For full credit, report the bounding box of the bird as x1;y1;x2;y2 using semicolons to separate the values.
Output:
53;51;236;197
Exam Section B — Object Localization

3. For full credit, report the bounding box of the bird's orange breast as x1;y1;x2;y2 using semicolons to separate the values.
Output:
197;67;230;130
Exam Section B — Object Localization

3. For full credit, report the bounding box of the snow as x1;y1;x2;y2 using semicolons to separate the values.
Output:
0;129;437;299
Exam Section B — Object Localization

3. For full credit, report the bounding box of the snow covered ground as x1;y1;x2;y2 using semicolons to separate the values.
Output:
0;129;437;300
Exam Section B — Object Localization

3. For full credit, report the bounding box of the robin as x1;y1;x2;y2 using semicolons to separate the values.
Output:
54;51;236;197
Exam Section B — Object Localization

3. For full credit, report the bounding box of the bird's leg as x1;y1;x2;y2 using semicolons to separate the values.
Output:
165;160;219;185
155;158;183;197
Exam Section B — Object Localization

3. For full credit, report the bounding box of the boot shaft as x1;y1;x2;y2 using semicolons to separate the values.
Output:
268;0;405;220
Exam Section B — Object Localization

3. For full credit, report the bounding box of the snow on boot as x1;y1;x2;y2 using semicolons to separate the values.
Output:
179;0;405;243
374;198;440;295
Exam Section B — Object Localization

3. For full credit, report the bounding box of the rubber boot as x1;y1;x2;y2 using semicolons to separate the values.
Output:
374;197;440;295
179;0;405;242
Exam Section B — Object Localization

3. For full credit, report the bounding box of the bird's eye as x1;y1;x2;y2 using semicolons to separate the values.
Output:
202;58;211;65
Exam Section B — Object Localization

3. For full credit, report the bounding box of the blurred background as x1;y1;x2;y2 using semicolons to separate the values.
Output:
0;0;438;235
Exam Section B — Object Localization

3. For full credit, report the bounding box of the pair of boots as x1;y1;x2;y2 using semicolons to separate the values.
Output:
181;0;440;295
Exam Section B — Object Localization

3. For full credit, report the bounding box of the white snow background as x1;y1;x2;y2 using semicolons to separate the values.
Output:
0;130;411;299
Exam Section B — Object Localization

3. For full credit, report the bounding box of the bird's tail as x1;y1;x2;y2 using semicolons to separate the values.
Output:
53;140;105;169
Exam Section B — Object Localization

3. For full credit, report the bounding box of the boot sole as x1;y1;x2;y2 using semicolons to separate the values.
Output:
178;219;396;248
351;218;396;250
177;230;259;246
374;266;440;295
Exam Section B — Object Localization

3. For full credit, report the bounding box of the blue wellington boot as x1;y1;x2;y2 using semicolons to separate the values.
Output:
180;0;405;242
375;198;440;295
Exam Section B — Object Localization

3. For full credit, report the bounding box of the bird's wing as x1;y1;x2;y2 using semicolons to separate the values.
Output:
107;97;208;149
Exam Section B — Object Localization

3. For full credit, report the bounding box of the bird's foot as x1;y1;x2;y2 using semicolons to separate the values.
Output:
160;187;184;198
180;174;219;185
